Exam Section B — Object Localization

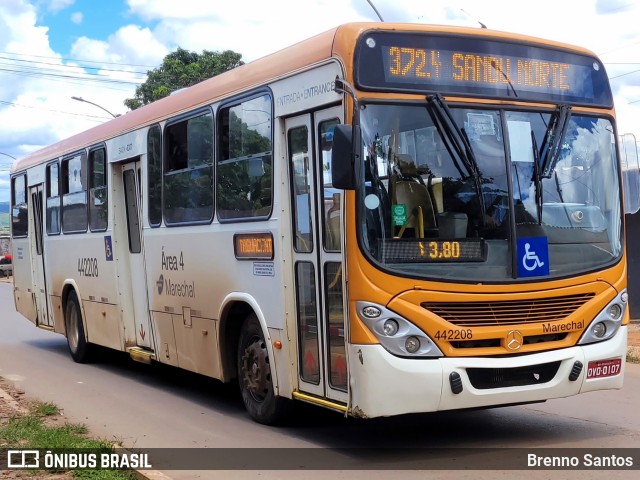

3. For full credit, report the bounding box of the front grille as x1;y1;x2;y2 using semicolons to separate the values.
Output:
423;293;594;326
466;361;561;389
450;332;567;349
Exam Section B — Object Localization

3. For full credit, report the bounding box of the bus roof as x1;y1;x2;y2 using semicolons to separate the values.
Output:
11;22;598;174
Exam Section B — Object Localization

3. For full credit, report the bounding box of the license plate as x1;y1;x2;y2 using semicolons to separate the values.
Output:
587;358;622;379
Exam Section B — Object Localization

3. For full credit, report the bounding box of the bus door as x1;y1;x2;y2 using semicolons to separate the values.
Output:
28;183;53;327
286;107;348;404
120;161;153;350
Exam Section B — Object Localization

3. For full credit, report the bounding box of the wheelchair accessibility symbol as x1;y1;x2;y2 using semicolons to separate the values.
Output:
104;235;113;262
517;237;549;277
522;243;544;271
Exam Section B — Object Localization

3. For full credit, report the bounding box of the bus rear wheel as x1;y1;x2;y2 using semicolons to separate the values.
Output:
237;313;288;424
65;290;92;363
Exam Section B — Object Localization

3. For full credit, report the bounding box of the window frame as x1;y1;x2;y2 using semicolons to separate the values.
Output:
11;173;28;238
147;124;163;228
216;90;274;223
88;145;108;232
162;107;215;227
61;150;88;234
46;160;61;235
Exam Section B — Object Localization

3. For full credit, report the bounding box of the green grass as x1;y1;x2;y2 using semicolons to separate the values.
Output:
1;403;135;479
32;401;60;417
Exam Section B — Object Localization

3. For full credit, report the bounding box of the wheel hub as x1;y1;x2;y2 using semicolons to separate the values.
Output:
241;339;271;401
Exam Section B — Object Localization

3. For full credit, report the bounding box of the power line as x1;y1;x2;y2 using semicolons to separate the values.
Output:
0;55;150;76
0;99;110;121
0;65;145;86
0;52;151;95
0;69;143;90
609;68;640;80
0;50;158;69
598;41;640;57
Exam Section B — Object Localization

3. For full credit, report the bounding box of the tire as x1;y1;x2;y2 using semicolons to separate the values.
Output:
237;313;288;424
64;290;92;363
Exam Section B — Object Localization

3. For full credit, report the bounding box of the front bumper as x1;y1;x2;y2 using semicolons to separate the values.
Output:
348;326;627;418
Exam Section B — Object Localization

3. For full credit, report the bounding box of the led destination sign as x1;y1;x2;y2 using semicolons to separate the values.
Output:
386;47;572;91
380;239;485;263
234;232;274;260
356;32;612;107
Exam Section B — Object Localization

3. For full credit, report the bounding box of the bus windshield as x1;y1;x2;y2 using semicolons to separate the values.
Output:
358;102;622;282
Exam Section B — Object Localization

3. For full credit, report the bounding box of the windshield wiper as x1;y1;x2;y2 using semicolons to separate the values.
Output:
539;104;572;179
426;94;486;217
529;105;572;225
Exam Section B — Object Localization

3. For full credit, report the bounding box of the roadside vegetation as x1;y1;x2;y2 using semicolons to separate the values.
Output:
0;394;134;480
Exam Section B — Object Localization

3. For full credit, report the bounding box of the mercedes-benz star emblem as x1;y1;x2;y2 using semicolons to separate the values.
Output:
506;330;524;351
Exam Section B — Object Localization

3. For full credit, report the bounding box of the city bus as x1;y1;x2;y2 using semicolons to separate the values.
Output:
10;22;635;424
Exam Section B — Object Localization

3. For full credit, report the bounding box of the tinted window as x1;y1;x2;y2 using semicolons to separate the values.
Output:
148;125;162;227
62;153;87;233
218;94;272;220
11;174;28;237
163;111;214;225
288;126;312;253
89;148;108;231
46;162;60;235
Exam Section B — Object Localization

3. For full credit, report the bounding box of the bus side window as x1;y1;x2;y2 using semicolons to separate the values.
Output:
11;174;28;238
147;125;162;227
325;193;341;250
217;94;273;221
46;162;61;235
288;127;312;253
61;153;88;234
319;119;341;252
163;110;214;225
89;147;108;232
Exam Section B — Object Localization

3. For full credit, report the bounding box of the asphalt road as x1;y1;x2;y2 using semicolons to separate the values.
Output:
1;281;639;480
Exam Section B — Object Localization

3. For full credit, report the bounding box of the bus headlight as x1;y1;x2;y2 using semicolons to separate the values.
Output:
383;319;399;336
357;301;443;358
405;336;421;354
607;304;622;320
591;322;606;338
578;289;627;345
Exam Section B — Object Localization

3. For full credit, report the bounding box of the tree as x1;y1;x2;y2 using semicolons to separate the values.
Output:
124;48;244;110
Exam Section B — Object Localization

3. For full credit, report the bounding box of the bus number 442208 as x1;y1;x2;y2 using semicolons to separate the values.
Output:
78;257;99;277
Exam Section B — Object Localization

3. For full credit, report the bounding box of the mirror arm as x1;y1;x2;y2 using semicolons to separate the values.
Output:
334;76;359;114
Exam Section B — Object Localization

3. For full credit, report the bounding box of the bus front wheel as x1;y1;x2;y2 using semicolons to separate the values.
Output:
65;290;92;363
237;313;288;424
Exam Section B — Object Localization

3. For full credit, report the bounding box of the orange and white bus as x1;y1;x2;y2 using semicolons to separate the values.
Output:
10;22;635;424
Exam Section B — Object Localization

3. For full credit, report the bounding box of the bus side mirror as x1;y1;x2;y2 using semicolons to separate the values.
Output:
331;124;359;190
624;168;640;215
621;133;640;214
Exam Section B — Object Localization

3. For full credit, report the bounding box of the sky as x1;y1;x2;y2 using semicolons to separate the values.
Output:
1;0;639;202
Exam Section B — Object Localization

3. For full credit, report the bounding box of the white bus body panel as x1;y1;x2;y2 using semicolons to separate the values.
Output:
12;238;37;323
138;61;344;391
45;233;123;350
348;326;627;418
12;61;346;402
271;63;341;117
109;131;146;163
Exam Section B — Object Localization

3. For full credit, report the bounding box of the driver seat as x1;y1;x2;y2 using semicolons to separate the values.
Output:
391;155;437;238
